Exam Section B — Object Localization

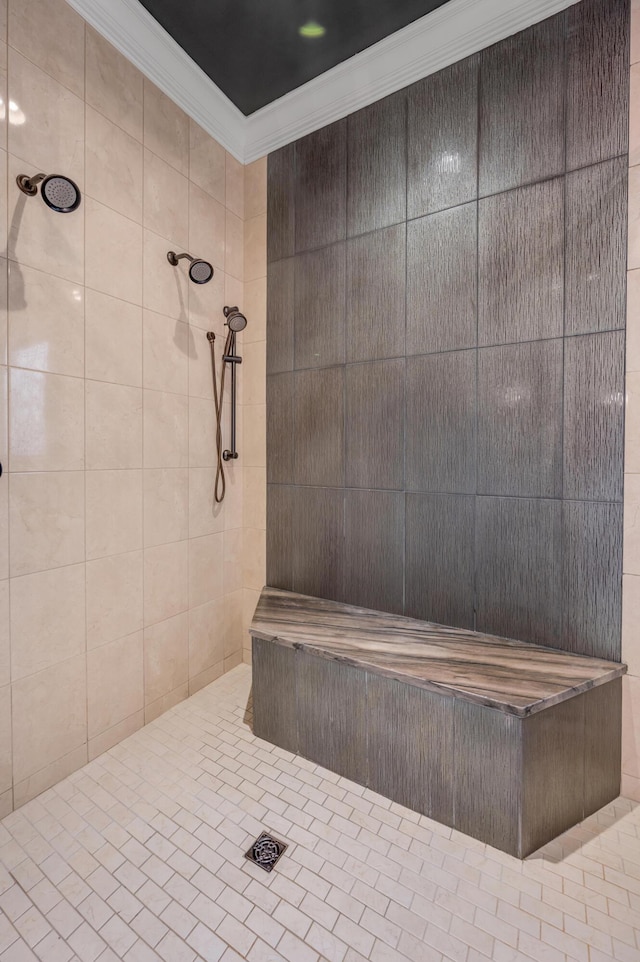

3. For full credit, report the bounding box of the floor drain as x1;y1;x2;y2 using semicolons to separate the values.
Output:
244;832;288;873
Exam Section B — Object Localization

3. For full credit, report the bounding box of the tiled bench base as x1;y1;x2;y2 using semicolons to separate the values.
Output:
250;589;624;858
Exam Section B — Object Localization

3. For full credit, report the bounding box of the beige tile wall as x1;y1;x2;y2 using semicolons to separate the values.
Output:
0;0;255;815
623;0;640;802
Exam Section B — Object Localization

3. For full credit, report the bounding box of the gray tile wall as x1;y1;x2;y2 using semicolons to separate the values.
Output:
265;0;629;660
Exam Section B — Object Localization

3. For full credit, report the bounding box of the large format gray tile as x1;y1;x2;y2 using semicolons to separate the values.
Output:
478;340;563;498
583;680;622;818
476;496;562;647
407;54;478;219
563;331;624;502
267;144;295;262
521;698;585;858
407;204;477;356
293;367;344;487
347;91;407;236
406;351;476;494
266;484;295;590
344;489;404;615
563;500;622;662
294;243;345;370
566;0;629;171
266;257;294;374
252;637;298;754
405;493;475;630
294;119;347;253
292;486;344;601
478;178;564;346
479;14;565;196
266;373;294;484
345;359;404;491
297;654;367;784
346;225;406;363
367;674;454;825
454;701;520;856
565;157;627;336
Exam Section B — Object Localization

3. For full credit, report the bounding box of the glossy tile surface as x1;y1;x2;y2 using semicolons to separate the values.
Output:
476;497;562;648
345;359;404;490
347;91;406;236
292;487;344;602
295;120;346;253
267;144;295;262
564;331;624;502
293;368;344;487
563;500;623;661
406;351;476;494
266;373;294;484
143;79;189;176
85;26;143;141
346;225;406;363
479;15;565;195
266;484;295;591
478;178;564;345
9;0;84;98
407;55;478;218
266;258;294;374
565;157;627;335
294;243;345;370
344;490;404;615
405;493;475;630
9;265;84;377
407;204;477;356
566;0;629;170
477;340;563;498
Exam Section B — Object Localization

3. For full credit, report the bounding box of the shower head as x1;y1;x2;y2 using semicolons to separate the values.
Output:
167;250;214;284
223;305;248;332
17;173;81;212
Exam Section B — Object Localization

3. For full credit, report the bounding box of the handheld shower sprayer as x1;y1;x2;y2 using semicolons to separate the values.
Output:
17;173;81;212
167;250;214;284
208;307;249;503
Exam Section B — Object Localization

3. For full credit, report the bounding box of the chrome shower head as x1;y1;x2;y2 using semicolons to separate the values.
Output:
17;173;81;212
223;305;247;332
167;250;214;284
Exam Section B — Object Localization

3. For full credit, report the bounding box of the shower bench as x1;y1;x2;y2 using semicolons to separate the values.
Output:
250;586;626;858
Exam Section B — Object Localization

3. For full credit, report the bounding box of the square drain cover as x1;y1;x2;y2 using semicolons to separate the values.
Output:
244;832;288;873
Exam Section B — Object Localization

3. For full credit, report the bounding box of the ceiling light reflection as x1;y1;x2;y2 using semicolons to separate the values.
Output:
7;99;25;125
299;20;326;38
437;151;460;174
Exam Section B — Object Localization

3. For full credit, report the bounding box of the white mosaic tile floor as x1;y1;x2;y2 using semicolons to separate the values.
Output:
0;665;639;962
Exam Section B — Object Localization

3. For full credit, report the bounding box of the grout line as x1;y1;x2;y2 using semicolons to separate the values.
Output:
474;51;481;634
82;26;89;767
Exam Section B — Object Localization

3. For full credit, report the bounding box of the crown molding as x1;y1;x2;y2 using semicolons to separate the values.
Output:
244;0;579;162
65;0;247;160
68;0;579;164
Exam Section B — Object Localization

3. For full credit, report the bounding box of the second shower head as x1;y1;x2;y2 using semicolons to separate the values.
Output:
167;251;214;284
224;305;248;332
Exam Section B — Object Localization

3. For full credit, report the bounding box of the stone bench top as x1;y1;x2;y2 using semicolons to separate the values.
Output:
250;587;627;717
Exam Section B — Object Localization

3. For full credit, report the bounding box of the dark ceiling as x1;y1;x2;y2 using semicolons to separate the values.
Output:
138;0;452;115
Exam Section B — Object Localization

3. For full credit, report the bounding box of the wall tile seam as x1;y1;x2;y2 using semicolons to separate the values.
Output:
266;483;624;508
268;154;632;266
6;34;85;105
266;329;628;376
